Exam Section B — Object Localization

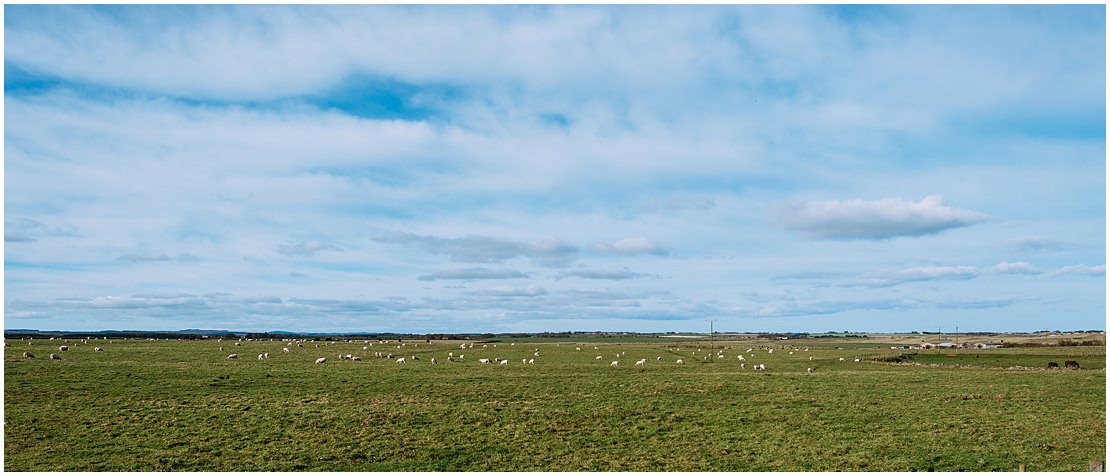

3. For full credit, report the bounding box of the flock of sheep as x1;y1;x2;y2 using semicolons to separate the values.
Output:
11;336;866;375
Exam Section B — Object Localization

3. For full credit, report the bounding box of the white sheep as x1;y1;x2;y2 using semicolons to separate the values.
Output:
258;354;265;360
656;356;661;361
676;359;685;365
498;359;508;365
576;347;581;351
737;355;745;361
807;367;813;373
351;356;361;361
431;357;438;364
95;347;103;352
315;357;326;364
610;361;619;367
740;363;745;369
635;359;646;366
533;351;540;357
528;359;534;365
227;354;238;359
283;347;291;353
459;354;464;359
838;357;845;362
363;346;368;351
522;358;528;364
396;357;406;364
479;358;490;364
768;349;773;354
595;355;603;360
59;345;69;352
854;358;861;362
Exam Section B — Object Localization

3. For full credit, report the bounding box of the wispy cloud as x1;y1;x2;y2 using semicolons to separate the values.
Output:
276;240;341;257
1004;237;1065;252
990;261;1043;275
418;267;529;281
377;232;578;266
555;268;656;280
1051;264;1105;276
595;237;669;256
117;252;172;263
770;196;988;240
845;265;979;288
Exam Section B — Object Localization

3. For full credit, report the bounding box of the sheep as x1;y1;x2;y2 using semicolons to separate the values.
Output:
854;358;861;362
737;355;745;361
528;358;535;365
789;351;794;355
50;353;62;360
576;347;581;351
263;352;269;359
387;353;395;359
283;347;290;353
363;346;368;351
808;356;813;361
460;344;467;349
315;357;326;364
23;351;34;359
459;355;464;359
91;346;103;352
396;357;406;364
59;345;69;352
351;356;361;361
411;355;419;360
235;342;241;347
534;351;540;357
431;357;438;364
740;363;746;369
448;352;454;357
610;361;619;367
595;355;603;360
838;357;845;362
498;359;509;365
806;367;813;373
447;357;455;362
258;354;265;360
479;358;490;364
676;359;685;364
522;358;528;364
768;349;773;354
593;346;598;350
227;354;238;359
635;359;646;366
656;356;662;361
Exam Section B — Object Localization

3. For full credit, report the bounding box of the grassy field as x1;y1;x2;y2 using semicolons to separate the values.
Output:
5;337;1105;471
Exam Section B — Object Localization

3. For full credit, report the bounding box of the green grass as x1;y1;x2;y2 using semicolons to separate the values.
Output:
5;338;1105;471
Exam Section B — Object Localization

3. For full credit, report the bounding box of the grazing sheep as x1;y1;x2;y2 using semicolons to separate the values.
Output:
23;351;34;359
576;347;581;351
387;353;395;359
809;356;813;361
460;344;467;349
411;355;418;360
95;347;103;352
235;342;241;347
479;358;490;364
522;358;528;364
459;355;464;359
431;357;438;364
315;357;326;364
396;357;406;364
528;358;535;365
635;359;646;366
768;349;773;354
755;363;765;371
807;367;813;373
351;356;361;361
283;348;290;353
59;345;69;352
259;354;265;360
447;357;455;362
789;351;794;355
740;363;745;369
676;359;684;365
363;346;368;351
610;361;619;367
656;356;661;361
499;359;509;365
263;353;269;359
595;355;603;360
737;355;745;361
448;352;454;357
50;353;62;360
227;354;238;359
594;346;599;350
839;357;845;362
854;358;861;362
534;351;540;357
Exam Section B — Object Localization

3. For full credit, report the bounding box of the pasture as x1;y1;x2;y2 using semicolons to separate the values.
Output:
4;337;1105;471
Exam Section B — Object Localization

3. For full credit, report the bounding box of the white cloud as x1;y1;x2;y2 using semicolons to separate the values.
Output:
1051;264;1105;277
846;265;979;288
555;268;655;280
990;261;1042;275
377;232;578;265
117;252;172;263
418;268;528;281
770;196;988;240
595;237;669;256
275;240;341;257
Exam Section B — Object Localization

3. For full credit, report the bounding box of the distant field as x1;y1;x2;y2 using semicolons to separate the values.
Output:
5;337;1105;471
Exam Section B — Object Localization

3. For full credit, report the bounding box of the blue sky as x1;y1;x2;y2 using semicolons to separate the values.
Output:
4;5;1105;333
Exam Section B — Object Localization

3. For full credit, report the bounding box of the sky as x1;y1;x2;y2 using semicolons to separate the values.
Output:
4;5;1106;333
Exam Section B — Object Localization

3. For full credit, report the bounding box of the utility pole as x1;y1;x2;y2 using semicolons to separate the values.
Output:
706;319;717;362
955;325;959;355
